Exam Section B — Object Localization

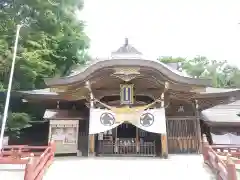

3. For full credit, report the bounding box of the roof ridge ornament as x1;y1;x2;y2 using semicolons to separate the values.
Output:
111;38;142;56
124;38;129;47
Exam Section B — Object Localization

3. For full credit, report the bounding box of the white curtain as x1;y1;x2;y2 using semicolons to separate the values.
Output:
131;108;166;134
89;108;123;134
89;107;166;135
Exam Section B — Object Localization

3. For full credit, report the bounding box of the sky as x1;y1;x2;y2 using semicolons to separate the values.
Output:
80;0;240;67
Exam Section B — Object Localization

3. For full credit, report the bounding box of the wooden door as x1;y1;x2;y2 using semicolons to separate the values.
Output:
167;117;200;154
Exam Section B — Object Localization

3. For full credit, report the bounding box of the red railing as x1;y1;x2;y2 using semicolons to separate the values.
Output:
202;134;239;180
0;141;56;180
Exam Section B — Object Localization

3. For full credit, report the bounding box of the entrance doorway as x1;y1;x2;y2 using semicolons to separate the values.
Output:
116;123;137;155
96;123;158;157
117;123;136;138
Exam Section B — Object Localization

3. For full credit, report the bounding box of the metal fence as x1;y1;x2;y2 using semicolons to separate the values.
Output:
97;141;156;157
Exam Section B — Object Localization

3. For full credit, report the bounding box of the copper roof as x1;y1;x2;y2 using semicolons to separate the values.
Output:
44;39;212;86
43;109;85;119
201;100;240;123
45;59;211;86
10;39;240;103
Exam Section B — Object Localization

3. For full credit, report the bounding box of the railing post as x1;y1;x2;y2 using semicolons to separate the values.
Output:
202;134;209;163
215;153;221;180
48;141;55;166
227;155;237;180
49;141;56;154
24;153;34;180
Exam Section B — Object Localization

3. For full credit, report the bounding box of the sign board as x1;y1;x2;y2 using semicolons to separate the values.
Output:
120;84;134;105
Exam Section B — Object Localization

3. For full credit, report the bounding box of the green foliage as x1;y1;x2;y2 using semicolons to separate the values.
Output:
159;56;240;88
0;110;32;138
0;0;89;136
0;0;89;90
0;99;32;137
5;112;32;138
181;56;210;78
158;56;186;63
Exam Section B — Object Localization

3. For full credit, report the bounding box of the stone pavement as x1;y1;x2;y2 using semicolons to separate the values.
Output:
0;164;25;180
44;155;216;180
0;155;215;180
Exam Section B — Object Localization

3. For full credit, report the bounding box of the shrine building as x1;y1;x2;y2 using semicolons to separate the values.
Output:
16;39;240;158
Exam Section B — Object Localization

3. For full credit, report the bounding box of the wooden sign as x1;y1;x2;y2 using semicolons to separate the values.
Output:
120;84;134;105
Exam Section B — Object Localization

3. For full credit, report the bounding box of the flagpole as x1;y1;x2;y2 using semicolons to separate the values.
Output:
0;24;23;151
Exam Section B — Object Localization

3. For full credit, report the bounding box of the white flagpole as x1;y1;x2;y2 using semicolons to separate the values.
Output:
0;24;23;151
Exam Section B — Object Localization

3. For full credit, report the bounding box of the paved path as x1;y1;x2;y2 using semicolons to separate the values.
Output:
0;164;25;180
44;155;215;180
0;155;215;180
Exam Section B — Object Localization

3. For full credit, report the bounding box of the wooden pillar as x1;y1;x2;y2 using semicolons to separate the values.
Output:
136;127;139;153
161;133;168;158
195;99;202;153
88;89;95;156
89;134;95;156
161;83;168;158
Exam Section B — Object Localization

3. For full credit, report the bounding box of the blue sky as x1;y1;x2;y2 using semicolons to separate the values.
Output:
80;0;240;66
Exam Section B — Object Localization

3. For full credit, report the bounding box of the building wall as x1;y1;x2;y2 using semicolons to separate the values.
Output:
165;99;200;154
22;98;200;156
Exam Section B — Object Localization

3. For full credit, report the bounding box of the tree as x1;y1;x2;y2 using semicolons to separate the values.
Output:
0;0;90;137
181;56;210;78
159;56;240;88
0;0;90;90
158;56;186;64
0;100;31;138
0;112;31;138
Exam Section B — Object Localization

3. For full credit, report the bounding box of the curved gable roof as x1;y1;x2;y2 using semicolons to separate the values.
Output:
45;58;211;86
45;39;211;87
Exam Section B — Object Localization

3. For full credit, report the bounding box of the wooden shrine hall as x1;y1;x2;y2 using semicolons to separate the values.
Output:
17;39;240;158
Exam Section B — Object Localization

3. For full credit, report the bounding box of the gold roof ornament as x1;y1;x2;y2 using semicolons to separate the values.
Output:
111;67;141;82
50;86;68;93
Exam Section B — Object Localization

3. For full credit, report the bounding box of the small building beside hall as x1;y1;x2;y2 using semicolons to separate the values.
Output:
14;39;240;158
201;100;240;145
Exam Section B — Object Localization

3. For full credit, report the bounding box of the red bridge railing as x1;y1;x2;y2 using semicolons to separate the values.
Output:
202;134;240;180
0;141;56;180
